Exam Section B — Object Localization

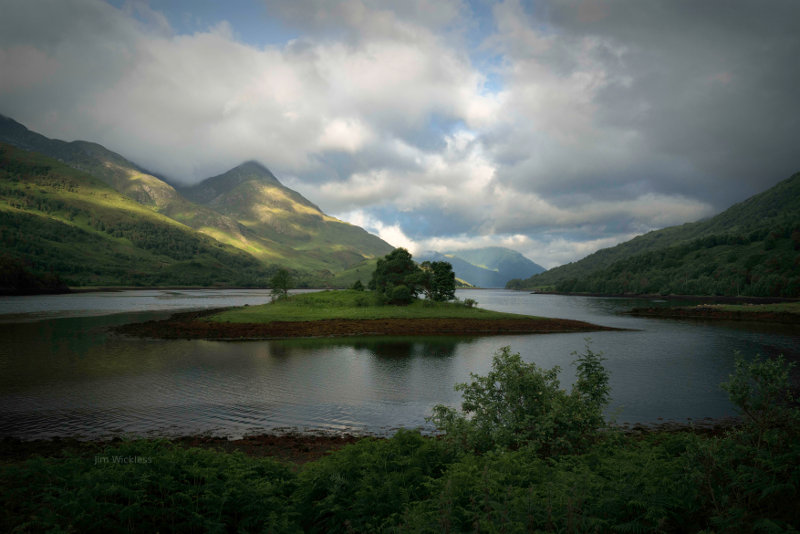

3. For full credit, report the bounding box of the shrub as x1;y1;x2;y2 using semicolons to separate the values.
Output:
0;440;299;533
293;429;454;533
399;434;698;533
427;343;610;455
389;284;413;305
688;354;800;532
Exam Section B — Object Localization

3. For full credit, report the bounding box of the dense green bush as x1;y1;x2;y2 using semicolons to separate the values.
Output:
0;440;298;533
398;433;699;533
293;429;454;533
688;354;800;532
428;344;609;455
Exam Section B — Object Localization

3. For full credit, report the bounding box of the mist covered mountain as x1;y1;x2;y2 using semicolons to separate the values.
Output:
418;247;545;288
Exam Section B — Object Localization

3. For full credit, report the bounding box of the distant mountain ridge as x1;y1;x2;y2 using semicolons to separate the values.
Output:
508;172;800;297
0;115;393;287
419;247;545;288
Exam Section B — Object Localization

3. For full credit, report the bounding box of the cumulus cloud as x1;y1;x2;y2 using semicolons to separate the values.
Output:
1;0;797;269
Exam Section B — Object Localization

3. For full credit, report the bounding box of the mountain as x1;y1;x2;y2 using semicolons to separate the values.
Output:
0;115;277;263
508;172;800;297
418;247;545;288
178;162;393;272
0;116;393;285
0;143;271;287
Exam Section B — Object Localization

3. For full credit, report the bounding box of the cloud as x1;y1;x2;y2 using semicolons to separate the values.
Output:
1;0;797;269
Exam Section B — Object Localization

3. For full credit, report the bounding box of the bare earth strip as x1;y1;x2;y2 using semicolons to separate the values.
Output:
115;308;621;340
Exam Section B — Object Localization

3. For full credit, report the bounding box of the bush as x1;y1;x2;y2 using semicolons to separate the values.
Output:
688;354;800;531
0;440;299;533
428;343;610;455
399;434;698;533
293;429;454;533
389;284;413;305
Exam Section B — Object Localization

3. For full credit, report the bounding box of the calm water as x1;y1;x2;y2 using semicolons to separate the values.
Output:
0;289;798;439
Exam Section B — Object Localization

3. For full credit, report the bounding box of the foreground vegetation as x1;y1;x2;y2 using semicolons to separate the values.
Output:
3;346;798;533
210;289;535;323
509;172;800;297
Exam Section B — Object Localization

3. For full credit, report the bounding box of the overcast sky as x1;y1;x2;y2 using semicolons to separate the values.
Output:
1;0;798;268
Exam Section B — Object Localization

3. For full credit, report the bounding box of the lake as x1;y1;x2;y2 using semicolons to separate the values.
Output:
1;289;798;439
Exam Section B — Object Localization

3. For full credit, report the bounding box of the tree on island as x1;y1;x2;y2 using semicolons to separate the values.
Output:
269;268;292;301
419;260;456;302
369;248;456;305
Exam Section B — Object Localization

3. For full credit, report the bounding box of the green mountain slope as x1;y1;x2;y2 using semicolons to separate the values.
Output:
0;116;394;283
508;172;800;297
418;247;545;288
178;162;393;273
0;115;290;265
0;143;273;287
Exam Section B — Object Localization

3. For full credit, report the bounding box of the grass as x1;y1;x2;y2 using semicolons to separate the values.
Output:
704;301;800;314
209;290;542;323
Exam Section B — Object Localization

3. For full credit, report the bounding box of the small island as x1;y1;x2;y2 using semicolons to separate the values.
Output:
116;289;618;340
117;249;618;340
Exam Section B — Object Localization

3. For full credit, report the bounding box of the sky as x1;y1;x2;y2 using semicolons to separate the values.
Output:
1;0;798;268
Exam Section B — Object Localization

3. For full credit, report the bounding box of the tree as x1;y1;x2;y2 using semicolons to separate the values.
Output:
428;343;610;454
351;279;364;291
418;261;456;301
369;248;421;304
269;268;292;301
431;261;456;301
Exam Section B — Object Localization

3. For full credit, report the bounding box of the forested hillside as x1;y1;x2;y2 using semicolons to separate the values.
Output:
508;172;800;297
0;144;273;287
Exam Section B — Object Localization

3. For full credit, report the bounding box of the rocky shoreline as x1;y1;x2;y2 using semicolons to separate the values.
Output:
114;308;622;340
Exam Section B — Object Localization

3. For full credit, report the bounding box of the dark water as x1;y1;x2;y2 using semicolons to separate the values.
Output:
0;289;797;439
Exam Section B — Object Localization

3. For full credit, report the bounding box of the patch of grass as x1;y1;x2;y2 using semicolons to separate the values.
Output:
707;301;800;314
209;290;541;323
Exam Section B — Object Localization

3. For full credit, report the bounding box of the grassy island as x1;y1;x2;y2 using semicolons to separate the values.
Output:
210;290;528;322
117;290;619;340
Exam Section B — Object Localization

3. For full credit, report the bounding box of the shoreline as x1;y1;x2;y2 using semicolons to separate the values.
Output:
113;307;623;340
0;417;742;464
524;290;799;305
627;305;800;324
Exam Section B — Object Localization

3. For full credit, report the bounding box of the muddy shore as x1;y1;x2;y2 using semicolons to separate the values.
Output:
114;308;621;340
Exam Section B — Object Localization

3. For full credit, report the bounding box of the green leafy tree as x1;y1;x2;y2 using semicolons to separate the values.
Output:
369;248;421;304
269;268;292;300
351;279;364;291
428;343;609;454
419;260;456;301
